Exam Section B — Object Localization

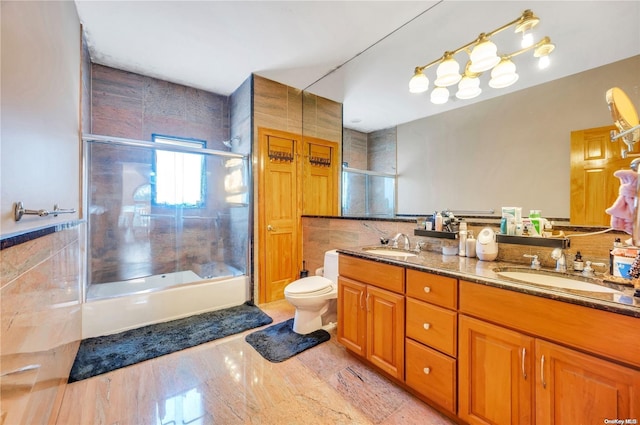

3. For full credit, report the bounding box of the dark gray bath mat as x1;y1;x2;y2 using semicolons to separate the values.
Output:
68;302;272;382
245;318;330;363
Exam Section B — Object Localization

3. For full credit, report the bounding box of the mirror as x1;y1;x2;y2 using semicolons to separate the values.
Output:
607;86;640;150
302;1;640;223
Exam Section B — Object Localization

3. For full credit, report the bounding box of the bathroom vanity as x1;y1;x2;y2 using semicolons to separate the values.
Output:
336;248;640;424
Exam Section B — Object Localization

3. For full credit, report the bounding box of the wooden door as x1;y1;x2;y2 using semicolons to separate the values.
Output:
535;340;640;424
366;285;405;380
302;136;339;215
258;128;301;303
570;125;639;225
458;315;534;425
337;276;366;356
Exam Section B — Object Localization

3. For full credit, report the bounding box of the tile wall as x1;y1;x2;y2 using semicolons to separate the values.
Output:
0;224;83;425
88;65;247;283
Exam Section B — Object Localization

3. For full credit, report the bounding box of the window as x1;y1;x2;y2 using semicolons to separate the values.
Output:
152;135;206;207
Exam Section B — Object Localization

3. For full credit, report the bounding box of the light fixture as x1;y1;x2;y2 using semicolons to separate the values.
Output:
409;9;554;105
456;75;482;100
434;52;462;87
430;86;450;104
409;67;429;93
489;58;519;88
469;34;500;73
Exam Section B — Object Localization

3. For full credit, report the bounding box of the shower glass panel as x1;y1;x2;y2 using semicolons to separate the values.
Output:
342;167;395;217
84;136;250;300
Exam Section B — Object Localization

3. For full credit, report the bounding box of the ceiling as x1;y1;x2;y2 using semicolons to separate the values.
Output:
75;1;640;133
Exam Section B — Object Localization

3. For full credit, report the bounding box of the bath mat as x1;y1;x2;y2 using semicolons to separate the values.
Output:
68;302;272;382
245;318;330;363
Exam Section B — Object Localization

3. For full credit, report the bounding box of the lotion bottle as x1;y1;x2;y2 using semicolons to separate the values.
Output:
435;212;443;231
466;230;476;258
458;220;467;256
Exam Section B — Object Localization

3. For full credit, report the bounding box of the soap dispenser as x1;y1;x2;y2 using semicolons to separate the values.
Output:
465;230;476;258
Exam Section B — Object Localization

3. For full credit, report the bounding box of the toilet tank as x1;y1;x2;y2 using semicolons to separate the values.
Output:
322;250;339;283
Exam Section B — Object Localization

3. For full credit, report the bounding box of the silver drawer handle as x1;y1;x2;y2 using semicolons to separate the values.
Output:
423;286;431;293
0;364;39;377
423;323;431;330
423;367;431;374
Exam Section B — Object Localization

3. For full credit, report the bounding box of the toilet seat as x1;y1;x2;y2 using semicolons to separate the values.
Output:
284;276;334;296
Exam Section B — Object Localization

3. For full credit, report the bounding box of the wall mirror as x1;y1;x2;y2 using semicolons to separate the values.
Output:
302;1;640;224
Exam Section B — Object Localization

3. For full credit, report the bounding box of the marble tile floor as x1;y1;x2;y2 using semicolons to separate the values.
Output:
55;300;456;425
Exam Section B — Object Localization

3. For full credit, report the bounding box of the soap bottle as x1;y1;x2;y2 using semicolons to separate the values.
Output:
435;212;443;231
573;251;584;272
458;220;467;257
466;230;476;258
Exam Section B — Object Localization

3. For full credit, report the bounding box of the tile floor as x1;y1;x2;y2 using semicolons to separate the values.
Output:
55;300;456;424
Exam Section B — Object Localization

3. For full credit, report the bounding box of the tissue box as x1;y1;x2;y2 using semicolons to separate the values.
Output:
612;255;635;279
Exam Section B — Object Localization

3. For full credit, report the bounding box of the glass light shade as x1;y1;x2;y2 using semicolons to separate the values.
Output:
456;76;481;100
489;59;519;88
538;55;550;69
521;32;534;48
409;71;429;93
469;39;500;73
430;86;449;104
434;58;462;87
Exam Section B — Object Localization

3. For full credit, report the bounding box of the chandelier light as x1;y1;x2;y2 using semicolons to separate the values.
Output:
409;9;555;104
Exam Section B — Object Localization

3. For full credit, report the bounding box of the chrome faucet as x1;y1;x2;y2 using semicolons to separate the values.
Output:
392;233;411;250
551;248;566;272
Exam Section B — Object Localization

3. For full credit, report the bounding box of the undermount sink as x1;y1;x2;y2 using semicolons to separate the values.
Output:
363;247;417;257
496;270;622;294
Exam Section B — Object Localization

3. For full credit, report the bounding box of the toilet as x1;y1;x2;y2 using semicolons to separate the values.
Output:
284;250;338;334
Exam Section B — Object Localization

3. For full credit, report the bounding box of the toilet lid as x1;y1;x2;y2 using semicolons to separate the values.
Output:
285;276;333;296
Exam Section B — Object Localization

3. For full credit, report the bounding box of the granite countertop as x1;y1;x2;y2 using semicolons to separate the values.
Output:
337;246;640;319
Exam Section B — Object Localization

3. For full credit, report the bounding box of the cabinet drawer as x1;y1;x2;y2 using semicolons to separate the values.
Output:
406;298;457;356
339;255;404;293
405;338;456;413
406;269;457;309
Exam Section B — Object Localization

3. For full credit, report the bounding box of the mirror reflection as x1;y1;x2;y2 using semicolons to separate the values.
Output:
303;1;640;224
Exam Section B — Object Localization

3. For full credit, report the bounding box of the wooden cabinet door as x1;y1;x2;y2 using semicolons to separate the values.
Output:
536;340;640;424
366;285;405;380
337;276;366;357
458;315;534;425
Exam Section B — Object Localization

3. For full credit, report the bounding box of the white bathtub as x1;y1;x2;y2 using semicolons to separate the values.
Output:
82;274;250;338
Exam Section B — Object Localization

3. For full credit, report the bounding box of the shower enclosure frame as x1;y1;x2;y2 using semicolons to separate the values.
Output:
81;134;253;337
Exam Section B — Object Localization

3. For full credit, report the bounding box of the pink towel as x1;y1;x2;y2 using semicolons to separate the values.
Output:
605;169;637;234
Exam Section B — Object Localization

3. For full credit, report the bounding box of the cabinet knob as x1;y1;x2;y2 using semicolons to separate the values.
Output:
423;323;431;330
423;367;431;374
423;286;431;293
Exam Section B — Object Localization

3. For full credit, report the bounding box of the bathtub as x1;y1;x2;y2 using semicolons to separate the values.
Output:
82;274;250;338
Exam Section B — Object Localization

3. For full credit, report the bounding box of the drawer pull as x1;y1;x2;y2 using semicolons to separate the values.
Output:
521;347;527;380
541;355;547;389
423;367;431;375
423;323;431;330
423;286;431;293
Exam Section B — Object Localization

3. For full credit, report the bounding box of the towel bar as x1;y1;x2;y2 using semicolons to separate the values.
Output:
14;201;76;222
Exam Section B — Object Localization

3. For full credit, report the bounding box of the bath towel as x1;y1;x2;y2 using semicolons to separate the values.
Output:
605;169;637;234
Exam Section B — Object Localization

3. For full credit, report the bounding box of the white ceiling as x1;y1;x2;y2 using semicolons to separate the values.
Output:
75;1;640;133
